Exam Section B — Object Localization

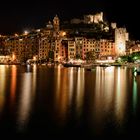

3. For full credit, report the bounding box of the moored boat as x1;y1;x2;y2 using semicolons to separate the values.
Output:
63;63;81;67
99;63;111;67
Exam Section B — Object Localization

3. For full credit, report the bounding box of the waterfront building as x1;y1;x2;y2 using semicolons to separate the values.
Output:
75;37;84;59
54;37;115;62
0;55;11;63
54;38;67;62
0;13;132;63
68;39;76;60
83;38;96;59
115;28;129;56
126;41;140;55
99;39;115;59
4;31;40;63
39;36;50;61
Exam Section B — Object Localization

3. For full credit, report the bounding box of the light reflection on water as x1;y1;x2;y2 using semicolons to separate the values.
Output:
0;65;139;136
17;65;37;131
76;68;85;116
94;67;115;115
69;67;74;107
0;65;6;113
115;67;127;124
133;75;138;115
10;65;17;108
54;67;85;124
54;67;69;123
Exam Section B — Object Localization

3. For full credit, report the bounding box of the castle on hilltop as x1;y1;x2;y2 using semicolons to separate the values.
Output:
70;12;104;24
84;12;103;24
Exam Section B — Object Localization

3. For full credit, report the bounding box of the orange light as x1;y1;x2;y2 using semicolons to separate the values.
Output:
12;54;16;61
62;32;66;36
15;33;18;37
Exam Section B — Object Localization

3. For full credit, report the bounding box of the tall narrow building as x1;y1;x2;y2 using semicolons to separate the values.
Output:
53;15;60;32
115;28;129;56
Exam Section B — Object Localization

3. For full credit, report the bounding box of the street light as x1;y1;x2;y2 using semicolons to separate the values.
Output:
15;33;18;37
62;31;66;36
118;57;121;63
12;53;16;61
24;30;29;35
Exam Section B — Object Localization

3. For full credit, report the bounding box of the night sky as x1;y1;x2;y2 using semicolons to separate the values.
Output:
0;0;139;39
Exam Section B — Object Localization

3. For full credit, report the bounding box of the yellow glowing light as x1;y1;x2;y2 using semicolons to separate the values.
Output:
62;32;66;36
24;30;29;35
15;33;18;37
33;56;36;61
12;54;16;61
10;65;17;106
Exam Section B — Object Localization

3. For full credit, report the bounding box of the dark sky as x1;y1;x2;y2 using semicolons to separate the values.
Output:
0;0;139;39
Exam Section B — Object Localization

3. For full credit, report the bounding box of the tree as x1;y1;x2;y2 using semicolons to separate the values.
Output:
48;50;54;62
86;50;96;63
76;54;82;59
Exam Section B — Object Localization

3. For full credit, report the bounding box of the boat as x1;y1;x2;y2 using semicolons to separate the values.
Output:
111;63;122;67
63;63;81;67
99;63;111;67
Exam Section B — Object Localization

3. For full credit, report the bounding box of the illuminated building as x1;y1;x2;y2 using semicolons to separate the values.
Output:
83;38;96;59
115;28;129;56
39;37;50;60
111;23;117;29
75;37;84;59
4;31;40;63
0;13;133;63
126;43;140;55
53;15;60;32
68;39;76;60
54;37;116;62
0;55;11;63
54;39;64;62
84;12;103;24
99;39;115;59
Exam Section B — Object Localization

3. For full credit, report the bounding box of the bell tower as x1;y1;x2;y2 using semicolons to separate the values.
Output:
53;15;60;32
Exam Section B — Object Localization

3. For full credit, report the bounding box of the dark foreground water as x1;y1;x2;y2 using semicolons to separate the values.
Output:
0;65;140;139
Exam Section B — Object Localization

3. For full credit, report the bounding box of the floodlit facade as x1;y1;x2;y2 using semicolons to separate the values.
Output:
84;12;103;24
99;39;115;58
115;28;129;56
68;39;76;60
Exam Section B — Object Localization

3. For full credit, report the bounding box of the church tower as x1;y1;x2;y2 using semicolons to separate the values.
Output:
53;15;60;32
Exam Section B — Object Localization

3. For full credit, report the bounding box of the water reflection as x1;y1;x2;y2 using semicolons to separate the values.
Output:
55;67;69;123
55;67;85;123
10;65;17;107
104;67;114;111
0;65;140;136
17;66;37;131
26;64;32;72
32;65;37;97
0;65;6;112
76;68;85;115
69;67;74;107
133;75;137;114
55;65;61;106
115;67;127;124
94;67;115;127
93;66;128;131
